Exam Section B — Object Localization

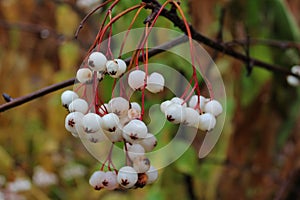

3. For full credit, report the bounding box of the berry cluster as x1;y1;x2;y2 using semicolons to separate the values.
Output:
287;65;300;87
160;95;223;131
62;51;160;190
60;0;225;192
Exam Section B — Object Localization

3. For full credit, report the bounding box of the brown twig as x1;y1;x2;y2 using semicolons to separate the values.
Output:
144;0;299;78
1;0;299;113
0;35;187;112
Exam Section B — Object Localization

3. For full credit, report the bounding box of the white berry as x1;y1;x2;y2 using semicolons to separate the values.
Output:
101;113;120;132
108;97;130;117
110;59;127;78
106;60;119;76
204;99;223;117
87;129;106;143
102;171;118;190
122;119;148;142
104;127;123;142
133;156;150;173
165;103;186;124
287;75;300;87
88;52;107;72
61;90;78;108
139;133;157;152
130;102;141;112
146;72;165;93
183;107;200;128
160;100;173;113
127;108;141;120
128;70;146;90
146;166;158;184
89;171;105;190
117;166;138;189
65;112;84;136
188;95;206;111
76;68;93;83
68;98;89;114
82;113;102;133
126;143;145;161
198;113;216;131
171;97;187;107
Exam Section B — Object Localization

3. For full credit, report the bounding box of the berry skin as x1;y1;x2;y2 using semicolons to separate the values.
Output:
89;171;105;190
76;68;93;83
68;98;89;114
183;107;200;128
82;113;103;134
287;75;299;86
88;52;107;72
117;166;138;189
126;143;145;161
65;112;84;136
165;103;186;124
160;100;173;113
86;129;106;143
171;97;187;107
146;72;165;93
106;60;119;76
101;113;120;132
198;113;216;131
138;133;157;152
101;171;119;190
108;97;130;117
130;102;141;112
146;166;158;184
122;119;148;142
61;90;79;108
188;95;206;111
127;108;141;120
287;65;300;87
104;127;123;143
128;70;146;91
203;99;223;117
133;156;150;173
110;59;127;78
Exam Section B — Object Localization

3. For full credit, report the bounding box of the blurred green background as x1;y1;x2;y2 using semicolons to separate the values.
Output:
0;0;300;199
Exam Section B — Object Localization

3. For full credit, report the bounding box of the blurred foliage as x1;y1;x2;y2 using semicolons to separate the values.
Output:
0;0;300;200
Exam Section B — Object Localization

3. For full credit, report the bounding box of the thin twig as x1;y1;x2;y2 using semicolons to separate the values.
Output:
144;0;300;78
0;36;187;112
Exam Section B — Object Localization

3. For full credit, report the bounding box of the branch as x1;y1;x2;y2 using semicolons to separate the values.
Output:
144;0;299;77
1;1;299;112
0;36;187;112
0;78;75;112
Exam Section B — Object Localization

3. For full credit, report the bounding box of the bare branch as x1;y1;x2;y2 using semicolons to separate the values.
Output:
144;0;299;77
0;36;187;112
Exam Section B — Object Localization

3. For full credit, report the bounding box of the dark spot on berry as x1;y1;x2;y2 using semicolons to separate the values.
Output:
68;119;75;127
167;115;175;121
102;180;108;186
153;141;157;147
89;60;95;67
109;71;117;75
121;179;129;186
94;186;102;190
108;127;116;132
84;128;95;133
143;158;150;166
130;133;138;140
